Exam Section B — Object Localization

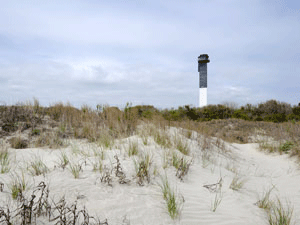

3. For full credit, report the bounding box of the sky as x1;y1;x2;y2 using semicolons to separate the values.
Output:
0;0;299;109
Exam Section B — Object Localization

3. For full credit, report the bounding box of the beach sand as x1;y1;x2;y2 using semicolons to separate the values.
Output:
0;126;299;224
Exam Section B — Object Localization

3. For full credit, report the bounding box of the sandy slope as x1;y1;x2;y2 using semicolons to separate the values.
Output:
0;128;299;224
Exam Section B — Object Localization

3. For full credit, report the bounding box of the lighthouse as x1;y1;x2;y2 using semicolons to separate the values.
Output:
198;54;210;107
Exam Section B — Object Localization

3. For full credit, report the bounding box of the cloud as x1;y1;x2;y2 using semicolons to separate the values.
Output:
0;0;299;108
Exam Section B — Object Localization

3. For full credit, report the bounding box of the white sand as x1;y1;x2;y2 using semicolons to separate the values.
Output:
0;127;299;224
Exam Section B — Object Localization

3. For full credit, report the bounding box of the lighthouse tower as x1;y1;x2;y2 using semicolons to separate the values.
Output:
198;54;210;107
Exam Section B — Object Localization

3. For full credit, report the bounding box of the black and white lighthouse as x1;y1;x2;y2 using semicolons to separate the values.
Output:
198;54;210;107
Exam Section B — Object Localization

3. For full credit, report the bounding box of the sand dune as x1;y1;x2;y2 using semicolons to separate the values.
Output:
0;126;299;224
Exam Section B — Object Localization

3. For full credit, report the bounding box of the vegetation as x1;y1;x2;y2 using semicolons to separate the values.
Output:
28;157;49;176
159;176;182;219
69;162;83;179
134;152;152;185
8;172;28;200
256;186;275;211
128;140;139;156
267;198;293;225
0;141;10;173
0;98;299;161
229;175;246;191
0;98;299;223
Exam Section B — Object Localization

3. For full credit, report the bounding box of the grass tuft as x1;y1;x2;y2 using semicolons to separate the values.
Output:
69;162;82;179
267;198;293;225
97;130;115;149
28;157;49;176
256;186;275;210
128;140;139;156
0;141;11;173
153;129;172;149
57;151;69;170
174;135;190;155
134;152;152;185
159;175;182;219
8;172;28;200
229;175;246;191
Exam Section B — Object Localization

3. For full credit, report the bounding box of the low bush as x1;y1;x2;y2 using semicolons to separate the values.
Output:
9;137;28;149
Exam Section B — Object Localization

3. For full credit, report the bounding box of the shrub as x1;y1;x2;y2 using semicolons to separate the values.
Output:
31;129;41;136
279;141;294;153
9;137;28;149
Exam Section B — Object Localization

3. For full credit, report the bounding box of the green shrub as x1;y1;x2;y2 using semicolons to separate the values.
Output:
279;141;294;153
31;129;41;136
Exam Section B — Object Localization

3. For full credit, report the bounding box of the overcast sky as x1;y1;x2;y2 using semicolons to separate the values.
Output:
0;0;299;109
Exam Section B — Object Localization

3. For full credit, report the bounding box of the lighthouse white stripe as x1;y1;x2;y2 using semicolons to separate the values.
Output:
199;88;207;107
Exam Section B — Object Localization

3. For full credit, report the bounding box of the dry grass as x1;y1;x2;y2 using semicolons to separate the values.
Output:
174;134;190;155
34;131;66;149
134;152;152;186
0;141;10;173
256;186;275;211
1;100;299;162
9;136;28;149
57;150;70;170
128;140;139;157
153;128;172;149
28;156;49;176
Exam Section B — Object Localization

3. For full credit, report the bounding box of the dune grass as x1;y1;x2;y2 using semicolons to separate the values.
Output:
97;129;115;149
0;141;10;173
171;152;192;180
153;129;172;149
134;152;152;185
8;172;28;200
267;198;293;225
69;162;83;179
257;186;275;210
57;150;70;170
229;175;246;191
174;135;190;155
159;175;183;220
28;156;49;176
128;140;139;157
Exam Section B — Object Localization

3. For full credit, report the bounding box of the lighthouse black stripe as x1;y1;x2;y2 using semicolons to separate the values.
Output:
198;63;207;88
